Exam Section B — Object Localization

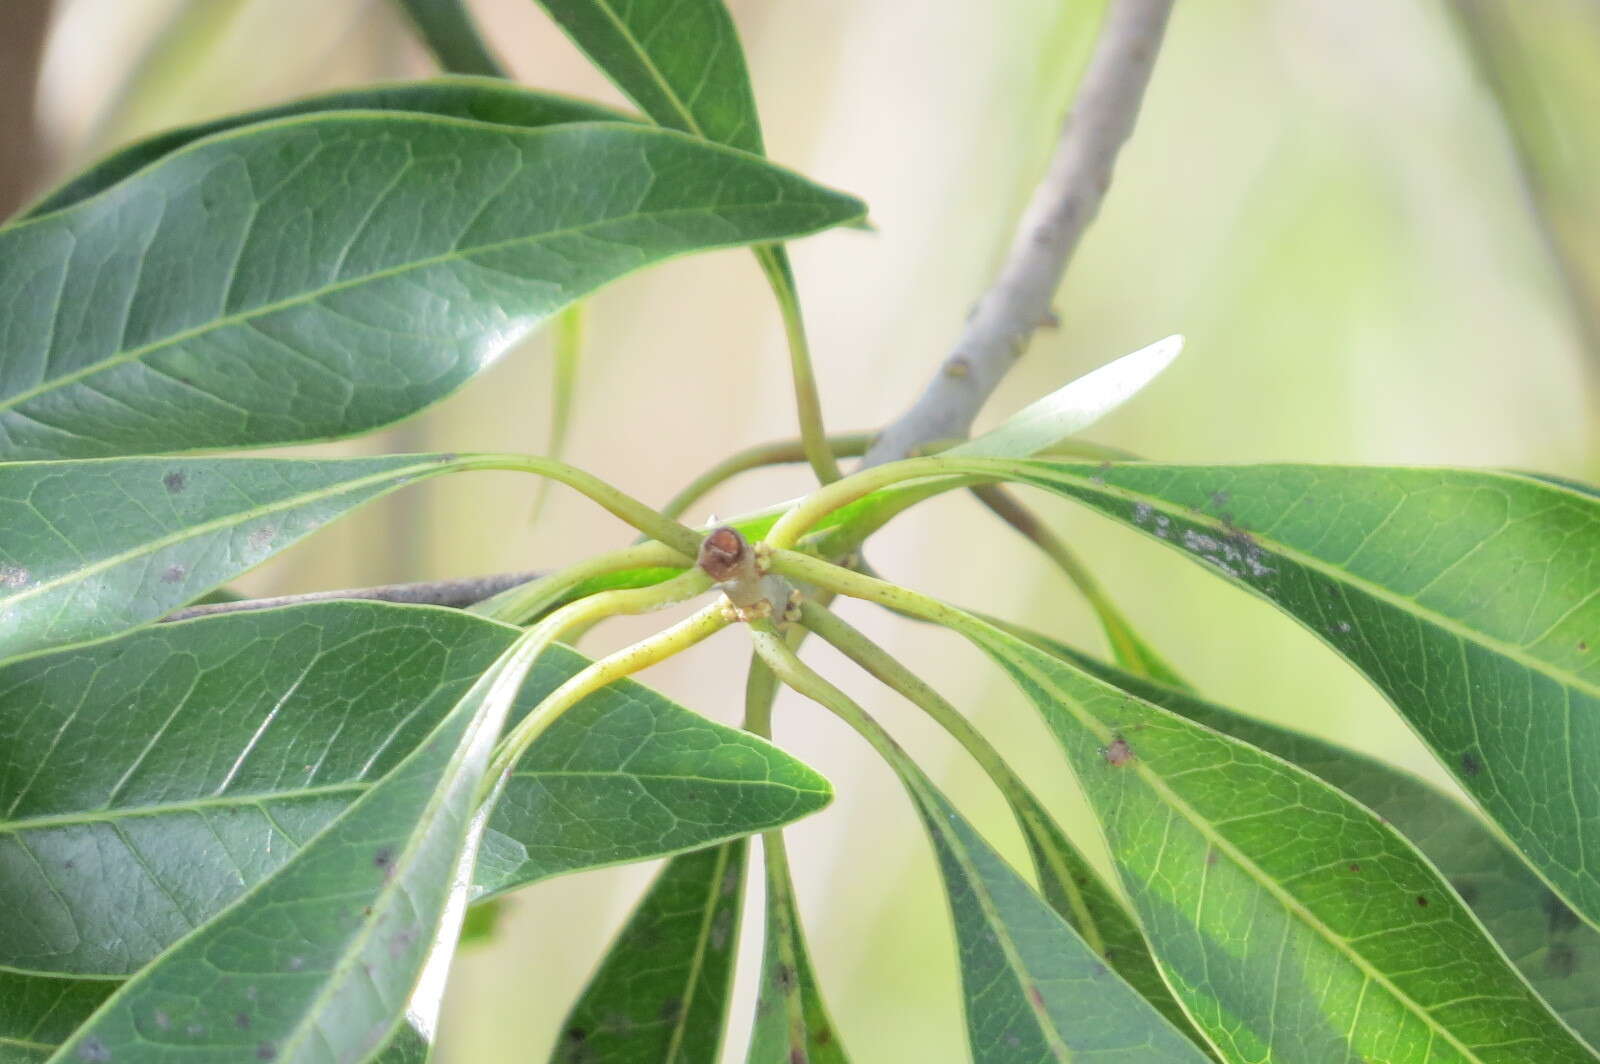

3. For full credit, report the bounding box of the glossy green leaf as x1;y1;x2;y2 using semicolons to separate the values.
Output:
23;78;625;219
0;974;113;1064
550;840;746;1063
949;335;1183;460
0;115;863;459
0;602;832;977
0;453;464;661
530;0;764;155
1039;635;1600;1051
0;973;427;1064
1006;787;1214;1057
905;770;1213;1062
951;461;1600;933
970;619;1597;1062
46;605;535;1064
745;833;849;1064
394;0;507;78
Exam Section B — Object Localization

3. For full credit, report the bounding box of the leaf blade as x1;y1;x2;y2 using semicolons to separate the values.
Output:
0;602;832;977
0;116;864;459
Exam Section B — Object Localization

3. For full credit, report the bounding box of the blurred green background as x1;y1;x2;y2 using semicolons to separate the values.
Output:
11;0;1598;1059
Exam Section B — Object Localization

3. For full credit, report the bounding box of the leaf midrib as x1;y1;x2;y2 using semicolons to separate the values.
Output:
586;0;708;139
0;769;820;834
0;458;447;612
1003;463;1600;701
658;842;735;1063
996;638;1499;1064
2;194;820;415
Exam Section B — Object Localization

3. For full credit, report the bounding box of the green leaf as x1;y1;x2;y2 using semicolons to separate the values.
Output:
745;833;849;1064
0;974;113;1064
0;453;464;661
948;335;1183;460
394;0;507;78
46;604;536;1064
1006;787;1214;1057
530;0;765;155
0;602;832;977
0;115;864;459
906;772;1213;1062
551;840;746;1063
23;78;626;220
0;973;428;1064
951;461;1600;932
1039;635;1600;1051
971;619;1597;1062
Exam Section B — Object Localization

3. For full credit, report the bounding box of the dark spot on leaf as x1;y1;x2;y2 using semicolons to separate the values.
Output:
235;1012;251;1029
1091;961;1108;977
721;863;741;897
64;859;75;870
77;1039;111;1062
161;564;186;583
1209;490;1231;509
373;847;394;876
163;471;186;493
564;1027;588;1043
1546;942;1579;979
815;1026;833;1045
1415;895;1428;908
1028;986;1046;1008
711;907;733;950
658;996;683;1022
789;1050;807;1064
1579;641;1588;652
1204;848;1218;867
361;906;373;917
256;1043;277;1061
776;964;797;992
1348;863;1360;873
1102;737;1133;766
1459;752;1482;777
1544;891;1581;935
1453;881;1479;906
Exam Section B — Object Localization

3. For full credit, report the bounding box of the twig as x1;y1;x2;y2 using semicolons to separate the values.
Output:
163;571;543;621
859;0;1174;467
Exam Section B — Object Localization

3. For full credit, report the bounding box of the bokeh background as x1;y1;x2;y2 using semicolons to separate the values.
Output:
8;1;1599;1060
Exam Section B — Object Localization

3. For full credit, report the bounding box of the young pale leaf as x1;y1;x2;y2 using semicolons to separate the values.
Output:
45;611;538;1064
22;78;624;219
550;841;747;1064
948;336;1184;459
531;0;765;155
394;0;506;78
971;620;1597;1062
0;603;831;977
1005;787;1214;1057
0;453;464;661
948;461;1600;932
745;834;849;1064
0;116;863;460
1042;637;1600;1051
0;973;114;1064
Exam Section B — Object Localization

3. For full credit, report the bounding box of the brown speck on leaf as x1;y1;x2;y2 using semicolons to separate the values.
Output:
163;471;187;493
1460;752;1483;777
1027;986;1046;1008
1204;849;1218;867
564;1027;588;1044
1580;641;1589;652
235;1012;251;1029
1544;891;1581;935
789;1049;808;1064
697;526;747;582
1415;895;1429;908
658;996;684;1022
256;1043;277;1061
1091;961;1108;977
1348;863;1361;873
815;1026;833;1045
776;964;797;992
1102;737;1133;766
161;564;187;583
373;847;394;878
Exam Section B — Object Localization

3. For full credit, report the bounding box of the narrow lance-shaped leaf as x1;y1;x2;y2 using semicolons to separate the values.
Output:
968;617;1598;1062
1036;632;1600;1052
0;115;864;459
550;840;747;1064
0;602;832;978
946;461;1600;933
22;78;626;220
745;833;849;1064
1005;787;1215;1058
46;604;543;1064
0;453;465;661
394;0;507;78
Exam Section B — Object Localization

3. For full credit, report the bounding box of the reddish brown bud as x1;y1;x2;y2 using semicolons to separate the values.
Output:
698;526;748;582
